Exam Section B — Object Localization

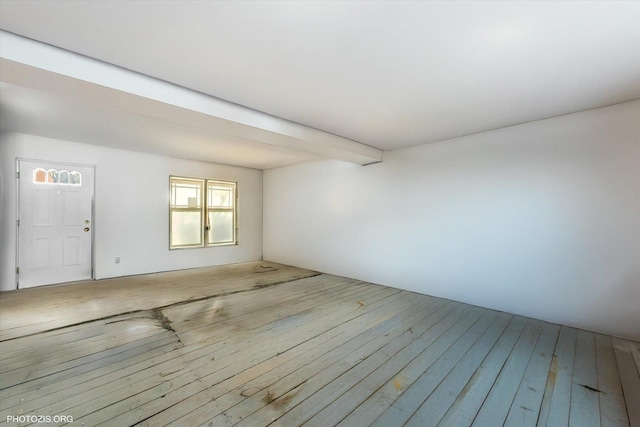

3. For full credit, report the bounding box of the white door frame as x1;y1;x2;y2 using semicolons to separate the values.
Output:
16;158;96;288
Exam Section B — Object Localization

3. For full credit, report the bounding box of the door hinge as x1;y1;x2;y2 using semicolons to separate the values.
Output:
16;267;19;275
16;171;20;179
17;219;20;227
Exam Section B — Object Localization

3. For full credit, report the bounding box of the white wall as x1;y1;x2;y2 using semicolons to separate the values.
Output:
264;100;640;341
0;133;262;291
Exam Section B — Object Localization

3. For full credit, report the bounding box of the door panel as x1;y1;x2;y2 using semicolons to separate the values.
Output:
33;189;52;225
63;236;81;266
63;191;80;225
18;161;94;288
32;237;51;269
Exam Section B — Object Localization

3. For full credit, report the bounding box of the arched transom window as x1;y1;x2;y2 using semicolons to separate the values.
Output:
33;168;82;186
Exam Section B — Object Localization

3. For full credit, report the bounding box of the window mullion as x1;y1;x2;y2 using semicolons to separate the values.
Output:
204;180;209;246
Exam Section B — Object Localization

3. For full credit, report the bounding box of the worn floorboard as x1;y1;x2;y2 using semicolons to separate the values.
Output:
614;338;640;427
0;261;635;426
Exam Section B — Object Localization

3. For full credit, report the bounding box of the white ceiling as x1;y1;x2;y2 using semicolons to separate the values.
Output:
1;1;639;168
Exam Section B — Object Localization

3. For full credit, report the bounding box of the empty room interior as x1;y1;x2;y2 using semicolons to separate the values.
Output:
0;1;639;426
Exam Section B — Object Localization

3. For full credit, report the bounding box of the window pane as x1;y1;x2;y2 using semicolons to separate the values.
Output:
207;181;235;209
59;170;69;184
171;211;202;246
69;171;82;185
208;211;233;244
48;169;59;183
208;188;233;208
172;180;202;208
34;169;46;183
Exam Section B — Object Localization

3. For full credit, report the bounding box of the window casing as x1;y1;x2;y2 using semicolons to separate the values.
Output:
170;177;237;249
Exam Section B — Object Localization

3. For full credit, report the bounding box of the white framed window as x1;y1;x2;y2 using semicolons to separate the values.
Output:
170;176;237;249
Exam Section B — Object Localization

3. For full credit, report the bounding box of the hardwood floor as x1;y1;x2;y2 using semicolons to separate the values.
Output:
0;261;637;426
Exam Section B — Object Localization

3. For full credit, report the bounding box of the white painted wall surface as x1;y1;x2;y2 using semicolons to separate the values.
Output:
0;133;262;291
264;100;640;341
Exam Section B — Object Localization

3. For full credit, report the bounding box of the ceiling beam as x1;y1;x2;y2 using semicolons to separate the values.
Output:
0;31;382;165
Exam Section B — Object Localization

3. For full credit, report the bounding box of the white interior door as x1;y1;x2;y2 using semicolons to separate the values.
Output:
18;160;94;288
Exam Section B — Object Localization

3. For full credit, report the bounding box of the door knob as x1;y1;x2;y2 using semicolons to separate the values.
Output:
84;227;90;232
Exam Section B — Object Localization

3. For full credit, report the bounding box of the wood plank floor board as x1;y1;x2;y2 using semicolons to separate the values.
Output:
136;291;428;426
197;298;459;427
0;262;635;427
21;345;194;418
25;360;198;424
631;341;640;374
306;309;500;427
71;366;206;427
0;323;151;369
0;318;167;376
167;296;456;427
176;284;399;371
537;326;578;427
0;326;169;389
128;293;437;427
435;315;528;427
268;305;483;427
168;282;394;371
613;338;640;427
596;334;630;427
126;286;416;426
187;288;407;382
174;280;381;346
0;313;141;357
0;322;108;360
21;281;395;425
180;285;401;379
0;262;318;341
368;308;499;427
470;318;545;427
503;322;560;427
163;275;361;337
570;330;600;427
0;334;182;414
171;278;373;345
400;312;513;427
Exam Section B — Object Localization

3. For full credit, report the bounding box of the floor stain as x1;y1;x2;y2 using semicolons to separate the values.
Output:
458;370;480;400
253;265;279;273
393;376;405;391
547;355;558;387
262;390;276;405
271;392;297;411
580;384;604;394
151;308;175;333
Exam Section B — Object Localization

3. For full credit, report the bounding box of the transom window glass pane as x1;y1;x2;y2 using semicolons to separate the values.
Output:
69;171;82;185
33;168;46;183
33;168;82;186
